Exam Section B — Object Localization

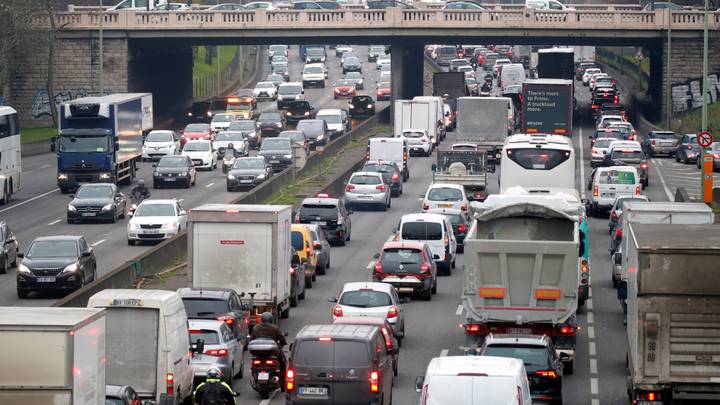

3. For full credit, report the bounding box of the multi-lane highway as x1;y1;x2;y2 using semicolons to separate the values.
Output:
0;45;387;307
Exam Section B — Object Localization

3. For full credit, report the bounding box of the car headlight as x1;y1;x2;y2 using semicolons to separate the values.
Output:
321;57;326;62
317;134;325;140
283;154;293;159
227;174;236;180
349;104;354;109
276;123;282;128
17;264;31;274
102;203;114;211
58;173;68;180
247;132;256;137
178;171;187;176
286;111;291;116
207;111;213;117
68;204;77;212
99;172;111;180
187;112;192;116
62;262;79;274
368;104;374;108
256;173;266;180
162;222;177;230
304;112;310;116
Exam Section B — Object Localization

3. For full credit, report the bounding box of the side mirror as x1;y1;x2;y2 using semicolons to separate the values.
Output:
431;163;437;171
50;136;57;152
16;252;23;258
327;296;338;303
127;211;134;217
69;194;74;198
617;281;628;301
114;142;120;150
179;210;187;216
588;135;593;140
433;254;440;260
373;253;380;260
82;250;93;257
415;376;425;392
152;164;157;168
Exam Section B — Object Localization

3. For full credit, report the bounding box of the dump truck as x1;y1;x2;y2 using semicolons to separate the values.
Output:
431;148;489;201
455;96;514;162
462;194;581;373
624;223;720;404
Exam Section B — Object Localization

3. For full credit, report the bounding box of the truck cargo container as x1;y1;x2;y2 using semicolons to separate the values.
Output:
624;223;720;404
455;97;513;162
537;48;575;80
414;96;448;141
0;307;106;405
522;79;573;136
188;204;293;322
394;100;441;145
57;93;152;193
432;72;468;100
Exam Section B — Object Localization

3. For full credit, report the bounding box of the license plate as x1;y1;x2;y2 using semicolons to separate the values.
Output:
601;193;614;198
269;160;280;164
299;387;327;396
81;212;96;217
508;328;532;334
399;287;415;293
439;204;453;208
164;178;174;182
144;230;160;234
240;179;252;183
312;221;327;225
258;372;269;381
37;277;56;283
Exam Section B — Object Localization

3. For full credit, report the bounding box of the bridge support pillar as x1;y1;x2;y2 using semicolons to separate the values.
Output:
391;45;424;101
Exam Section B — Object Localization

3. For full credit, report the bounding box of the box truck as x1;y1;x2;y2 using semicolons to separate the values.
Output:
522;79;573;136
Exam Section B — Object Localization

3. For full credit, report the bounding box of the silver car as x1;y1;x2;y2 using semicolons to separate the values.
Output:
189;319;244;386
343;171;391;211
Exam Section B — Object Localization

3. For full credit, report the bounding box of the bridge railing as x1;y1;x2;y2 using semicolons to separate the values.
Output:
39;8;719;30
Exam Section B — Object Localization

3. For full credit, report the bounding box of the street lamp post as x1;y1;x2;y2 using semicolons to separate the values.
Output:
99;0;104;95
665;8;672;130
700;0;711;203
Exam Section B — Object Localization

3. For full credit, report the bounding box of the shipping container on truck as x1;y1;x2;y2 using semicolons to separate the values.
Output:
537;48;575;80
57;93;152;193
0;307;106;405
414;96;448;141
624;223;720;404
432;72;468;99
522;79;573;136
462;195;581;373
188;204;293;323
455;97;513;162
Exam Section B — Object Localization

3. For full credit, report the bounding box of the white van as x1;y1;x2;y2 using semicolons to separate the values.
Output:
87;289;195;404
588;165;640;216
500;63;526;95
413;96;448;141
525;0;574;10
368;137;409;181
397;213;456;274
415;356;532;405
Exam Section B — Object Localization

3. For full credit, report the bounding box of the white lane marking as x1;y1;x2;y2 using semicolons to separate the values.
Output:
590;358;598;374
456;304;463;316
655;159;664;167
579;127;586;199
39;164;51;169
25;170;33;175
587;312;594;324
590;378;599;395
91;239;106;247
588;326;595;339
589;341;597;356
48;218;62;226
440;349;449;357
586;299;593;310
592;399;600;405
366;261;376;270
205;182;215;188
652;161;675;201
0;188;59;214
588;286;592;297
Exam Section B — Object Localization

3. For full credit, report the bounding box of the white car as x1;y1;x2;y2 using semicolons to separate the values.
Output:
244;1;277;9
590;73;610;91
335;44;353;57
457;65;474;76
492;58;512;77
590;137;616;167
328;281;407;339
597;114;626;129
252;81;278;100
379;70;392;82
421;183;469;212
582;68;602;85
376;56;391;70
127;199;187;245
210;113;235;132
399;129;432;156
142;130;180;161
182;140;217;170
302;63;327;88
316;108;345;137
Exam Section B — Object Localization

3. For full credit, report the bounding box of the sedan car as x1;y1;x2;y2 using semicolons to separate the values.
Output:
344;71;365;90
189;319;244;385
181;123;214;146
226;157;273;191
676;133;699;164
328;282;407;340
142;130;180;161
296;119;331;148
344;171;391;211
257;111;286;137
0;222;18;274
67;183;126;224
105;385;141;405
642;130;678;157
127;199;187;245
376;81;392;100
284;100;315;124
372;241;437;301
257;137;294;172
16;235;97;298
342;56;362;73
153;155;197;189
333;79;357;99
421;183;469;212
253;81;278;100
182;140;217;170
349;95;376;118
361;160;403;197
244;1;277;9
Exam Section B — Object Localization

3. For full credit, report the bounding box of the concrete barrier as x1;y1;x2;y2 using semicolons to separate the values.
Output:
21;139;54;157
54;106;389;307
674;187;692;202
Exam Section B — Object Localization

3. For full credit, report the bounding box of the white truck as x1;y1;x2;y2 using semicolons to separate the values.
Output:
0;307;106;405
188;204;293;322
624;223;720;404
367;137;409;181
462;195;581;373
413;96;448;141
456;97;513;163
394;100;442;146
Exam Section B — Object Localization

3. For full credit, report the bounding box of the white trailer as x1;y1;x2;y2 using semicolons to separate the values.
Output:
394;100;439;145
0;307;106;405
188;204;293;322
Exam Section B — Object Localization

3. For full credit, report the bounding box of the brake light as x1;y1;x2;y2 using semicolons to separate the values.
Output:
635;185;641;195
517;386;523;405
420;262;430;273
559;325;576;335
651;139;656;145
458;224;466;234
252;359;262;365
166;373;174;396
714;154;720;159
305;242;311;256
381;327;393;350
611;210;618;220
333;305;343;317
403;152;408;161
422;203;429;211
640;162;648;169
376;184;386;191
374;261;383;274
205;349;228;356
460;203;467;212
688;144;692;150
217;315;235;326
591;104;599;109
614;95;619;104
463;323;482;334
391;174;399;182
265;359;278;365
536;370;558;379
286;369;295;392
593;185;598;197
290;266;296;275
387;305;398;319
616;229;623;239
369;370;380;393
421;137;429;143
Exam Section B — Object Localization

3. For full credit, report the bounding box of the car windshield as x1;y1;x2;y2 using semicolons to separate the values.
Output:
318;114;341;124
27;240;78;258
233;159;265;169
370;46;385;53
259;113;281;122
216;132;244;142
403;131;425;138
652;132;676;140
363;164;395;173
345;57;359;63
297;121;323;133
267;74;283;82
380;248;422;273
59;134;110;153
269;45;286;52
184;142;210;152
272;56;288;63
353;96;373;104
146;131;173;142
293;340;369;367
229;121;256;131
336;80;353;87
598;169;636;184
213;114;234;122
483;345;551;370
307;48;325;56
506;148;571;170
346;72;362;79
594;139;613;148
273;65;288;73
401;221;442;240
595;131;622;140
611;150;642;160
278;85;301;95
339;290;392;307
282;131;305;142
299;204;337;219
428;187;463;201
261;139;290;150
183;298;230;317
134;203;176;217
189;329;220;345
185;124;209;132
350;175;382;185
157;157;188;168
76;185;113;199
304;66;324;74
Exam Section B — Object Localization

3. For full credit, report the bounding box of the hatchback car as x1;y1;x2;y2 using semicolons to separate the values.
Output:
284;100;315;125
179;286;250;347
127;199;187;245
642;130;678;157
344;171;391;211
349;95;376;118
373;241;437;301
189;319;244;385
296;196;352;245
421;183;469;213
153;155;197;189
105;385;141;405
361;160;403;197
333;79;357;99
676;133;699;164
280;130;310;154
329;282;407;339
376;81;391;101
258;137;294;172
342;56;362;74
296;119;331;148
343;71;364;90
67;183;126;224
227;120;260;148
16;235;96;298
182;140;217;170
590;137;616;167
226;157;273;191
0;222;18;274
142;130;180;161
425;208;469;252
400;129;432;156
181;123;214;146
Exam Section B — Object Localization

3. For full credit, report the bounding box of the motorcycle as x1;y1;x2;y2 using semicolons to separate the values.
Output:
248;338;285;399
127;192;147;216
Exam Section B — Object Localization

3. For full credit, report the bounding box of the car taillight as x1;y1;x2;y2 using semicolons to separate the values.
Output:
688;144;693;150
640;162;648;169
217;315;235;326
616;228;623;239
651;139;656;145
463;323;482;334
369;370;380;393
166;373;174;396
376;184;386;191
517;386;523;405
420;263;430;273
536;370;558;379
381;327;393;350
460;203;467;212
593;185;598;197
458;224;466;234
376;90;382;96
252;359;262;366
387;305;398;319
444;235;449;247
559;325;576;335
391;174;399;182
714;154;720;159
610;210;618;220
635;185;641;195
580;259;589;285
422;203;429;211
333;305;343;317
290;266;296;275
286;369;295;392
421;137;429;143
205;349;228;356
374;261;383;274
614;95;619;104
628;134;635;140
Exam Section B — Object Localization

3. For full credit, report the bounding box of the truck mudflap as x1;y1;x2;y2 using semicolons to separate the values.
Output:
630;383;720;404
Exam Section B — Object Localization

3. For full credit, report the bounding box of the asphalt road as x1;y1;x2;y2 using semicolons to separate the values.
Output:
0;44;388;307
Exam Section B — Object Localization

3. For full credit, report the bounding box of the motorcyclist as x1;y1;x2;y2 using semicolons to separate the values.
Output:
480;81;493;94
130;179;151;203
484;72;493;83
193;366;236;405
250;312;287;389
225;143;237;158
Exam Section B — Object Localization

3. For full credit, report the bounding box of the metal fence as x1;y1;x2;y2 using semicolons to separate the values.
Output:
192;46;246;98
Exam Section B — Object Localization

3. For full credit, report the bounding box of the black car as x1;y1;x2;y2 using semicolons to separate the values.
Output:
284;100;315;124
226;157;273;191
591;88;618;116
0;222;18;274
153;155;197;189
106;385;141;405
16;235;97;298
342;56;362;74
361;160;403;197
349;95;376;118
481;334;564;402
258;111;286;137
258;137;294;172
178;287;251;344
187;101;212;123
296;119;331;149
427;208;469;252
67;183;127;224
295;196;352;246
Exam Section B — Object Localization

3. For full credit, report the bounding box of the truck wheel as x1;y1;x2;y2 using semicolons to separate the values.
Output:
280;306;290;319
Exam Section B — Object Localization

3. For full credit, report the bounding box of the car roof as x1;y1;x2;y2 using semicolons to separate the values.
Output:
32;235;82;242
486;333;550;346
296;324;378;340
427;355;524;377
177;287;233;299
381;240;426;250
301;197;340;205
401;213;448;223
342;281;394;293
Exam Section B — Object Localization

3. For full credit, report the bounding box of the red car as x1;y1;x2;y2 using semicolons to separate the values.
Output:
372;241;437;301
376;81;391;101
181;123;214;146
333;79;357;99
